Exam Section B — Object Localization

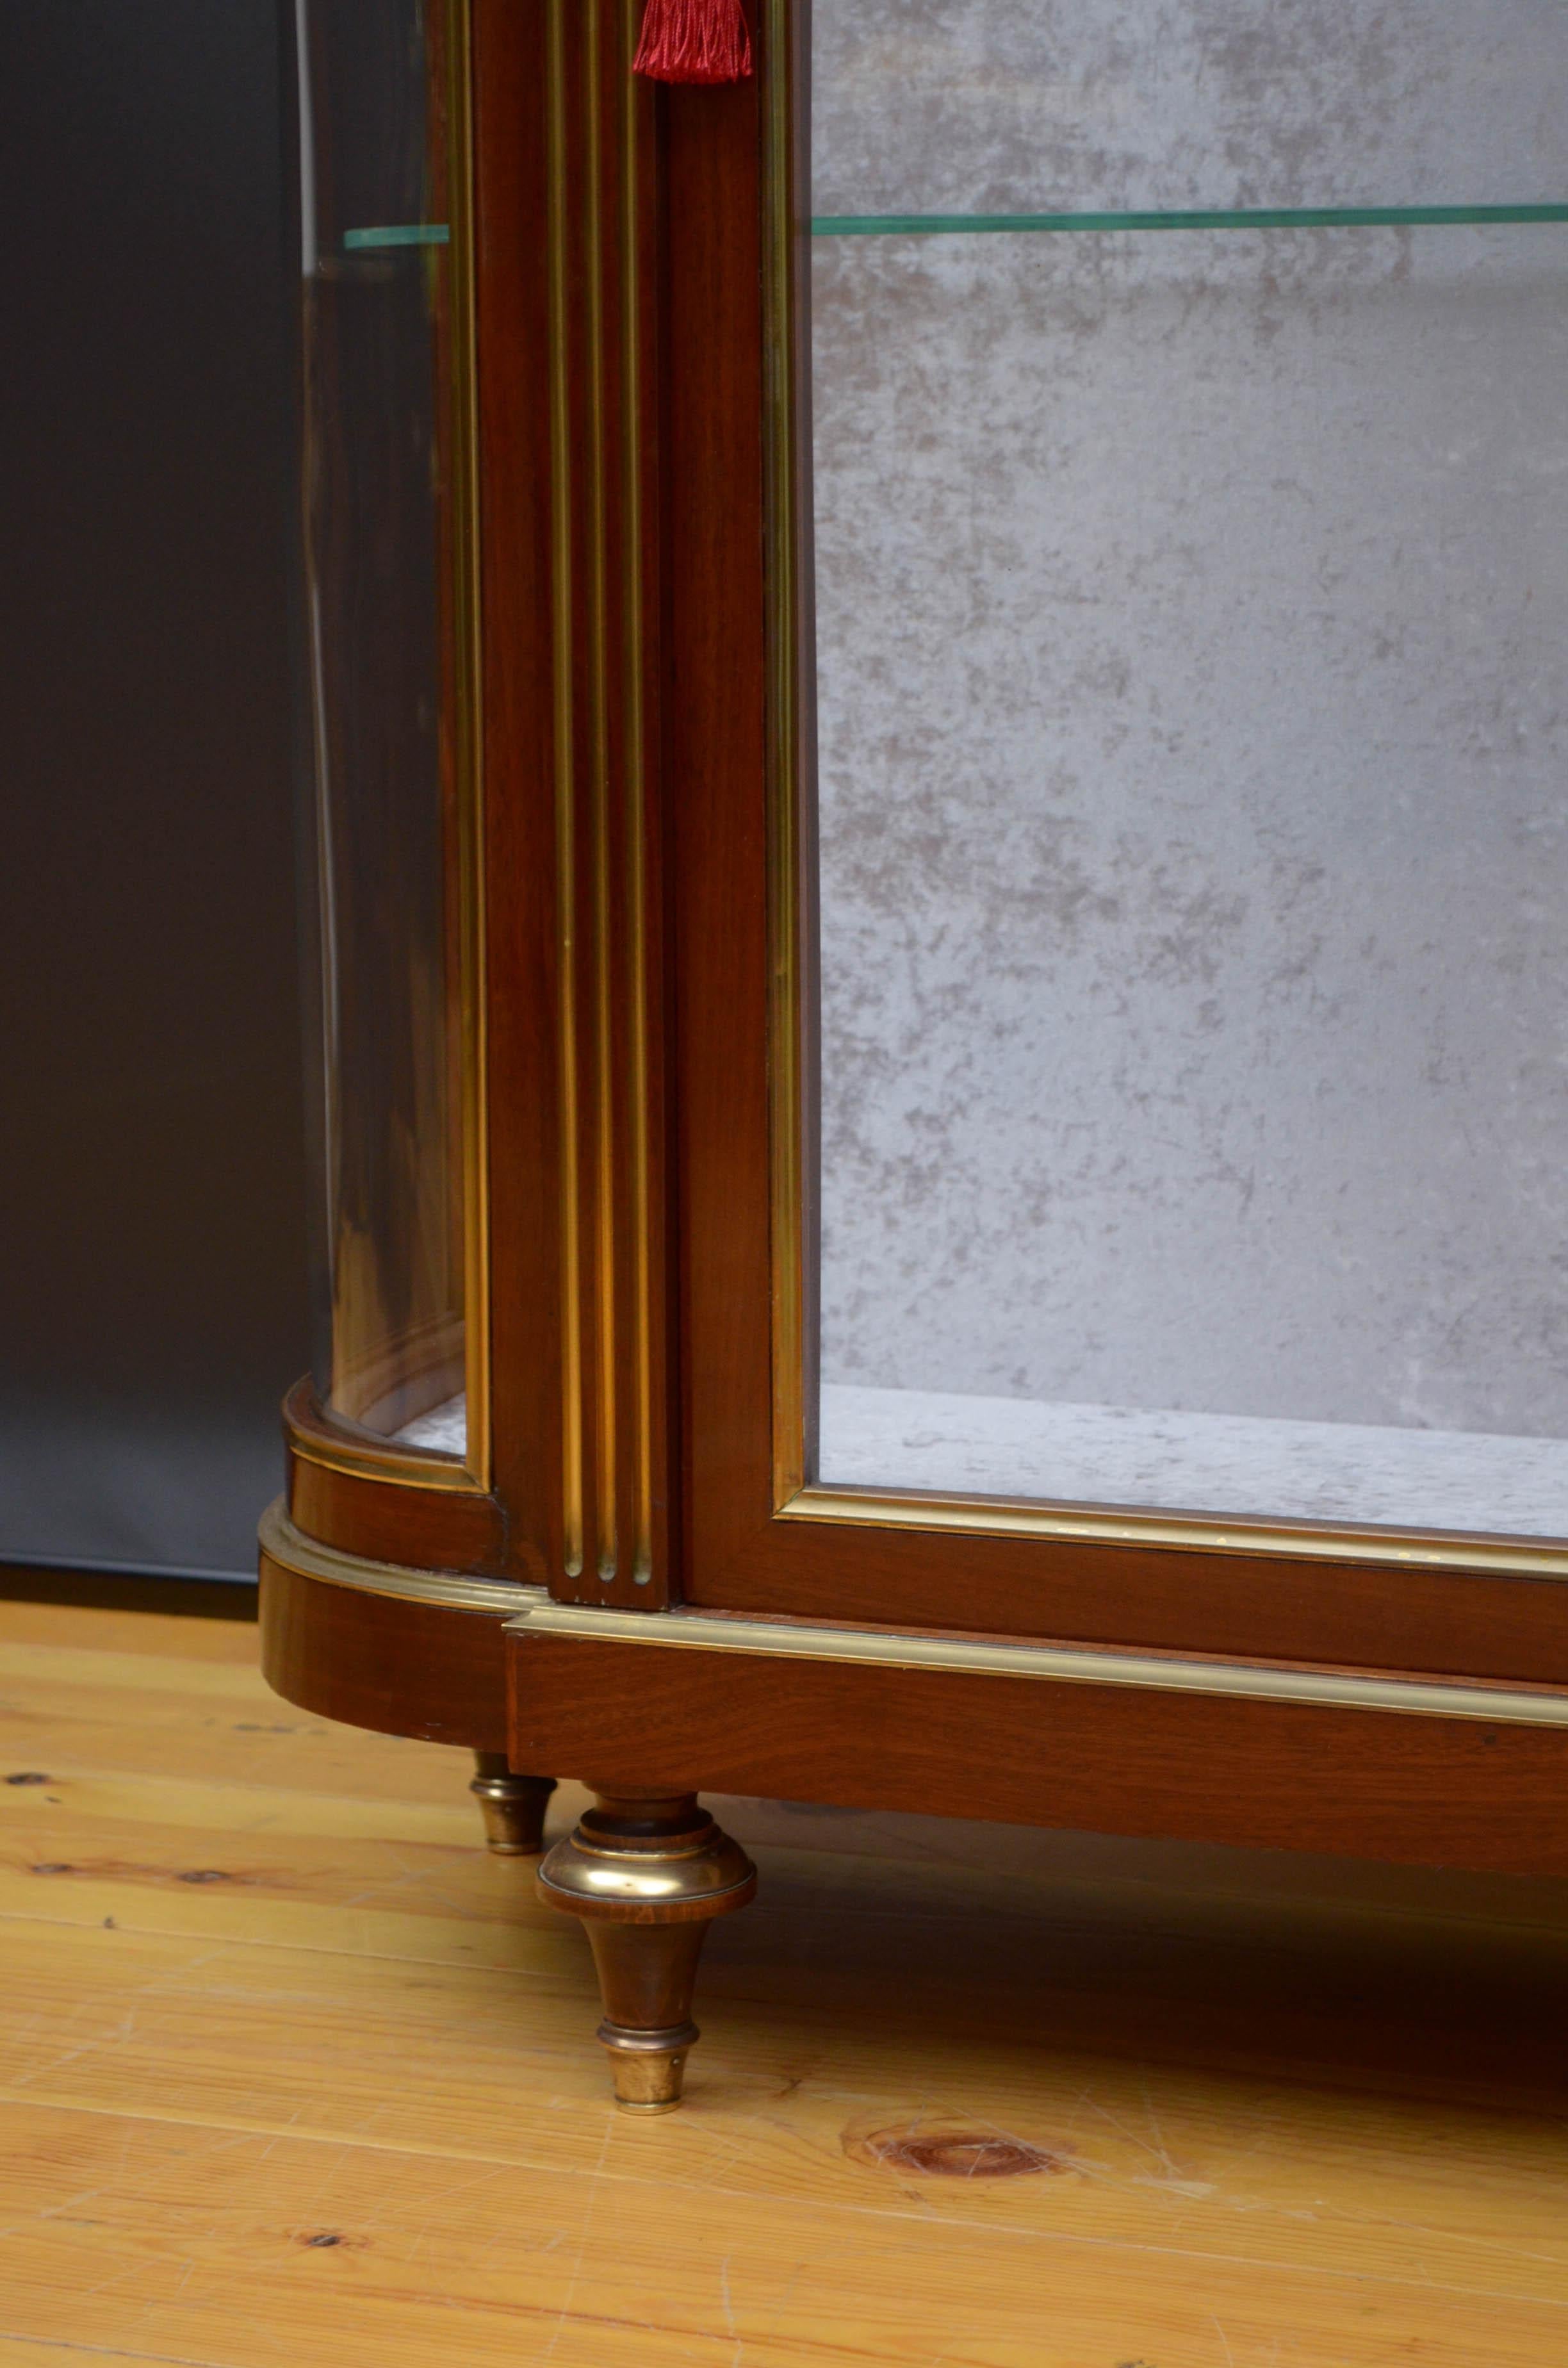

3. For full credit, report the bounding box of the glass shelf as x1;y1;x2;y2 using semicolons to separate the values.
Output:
813;205;1568;237
343;223;451;250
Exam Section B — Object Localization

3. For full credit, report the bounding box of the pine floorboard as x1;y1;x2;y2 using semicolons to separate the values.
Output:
1;1597;1566;2365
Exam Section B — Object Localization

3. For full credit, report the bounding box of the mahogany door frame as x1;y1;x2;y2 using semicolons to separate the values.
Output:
654;0;1568;1688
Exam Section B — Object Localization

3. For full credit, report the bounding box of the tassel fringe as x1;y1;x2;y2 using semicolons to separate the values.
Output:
633;0;753;84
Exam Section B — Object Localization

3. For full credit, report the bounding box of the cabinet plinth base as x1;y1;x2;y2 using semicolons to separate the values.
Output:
536;1791;757;2110
470;1755;557;1855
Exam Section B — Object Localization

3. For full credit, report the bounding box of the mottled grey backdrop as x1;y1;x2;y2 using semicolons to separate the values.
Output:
810;2;1568;1491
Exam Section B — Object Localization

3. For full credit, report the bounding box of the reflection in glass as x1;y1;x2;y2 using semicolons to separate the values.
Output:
808;1;1568;1536
299;0;468;1454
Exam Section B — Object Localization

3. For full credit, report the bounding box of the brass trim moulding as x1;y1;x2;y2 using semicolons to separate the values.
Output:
284;1379;483;1497
546;0;585;1577
783;1483;1568;1582
619;0;660;1597
507;1597;1568;1729
260;1497;544;1617
752;6;1568;1588
761;0;810;1508
448;0;493;1495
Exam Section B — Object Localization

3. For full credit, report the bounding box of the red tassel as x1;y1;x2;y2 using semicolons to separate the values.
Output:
633;0;753;84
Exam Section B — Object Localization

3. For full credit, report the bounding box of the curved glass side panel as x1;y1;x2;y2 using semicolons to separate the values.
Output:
297;0;474;1461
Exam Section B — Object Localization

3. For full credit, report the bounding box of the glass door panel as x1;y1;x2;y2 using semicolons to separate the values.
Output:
299;0;475;1461
807;1;1568;1539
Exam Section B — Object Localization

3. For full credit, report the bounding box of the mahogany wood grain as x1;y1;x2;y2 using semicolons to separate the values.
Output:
509;1629;1568;1875
690;1523;1568;1690
285;1449;509;1578
281;1377;514;1575
260;1553;510;1750
663;45;772;1614
471;0;563;1582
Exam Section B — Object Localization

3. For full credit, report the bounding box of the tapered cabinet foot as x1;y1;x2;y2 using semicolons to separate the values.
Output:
537;1791;757;2112
470;1754;557;1855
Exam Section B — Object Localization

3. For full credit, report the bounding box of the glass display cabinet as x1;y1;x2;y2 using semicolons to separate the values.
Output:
262;0;1568;2111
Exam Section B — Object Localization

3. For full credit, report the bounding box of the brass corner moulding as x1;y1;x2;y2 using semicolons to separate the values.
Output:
749;2;1568;1596
284;1381;487;1497
760;0;810;1508
782;1482;1568;1583
259;1498;544;1617
446;0;494;1499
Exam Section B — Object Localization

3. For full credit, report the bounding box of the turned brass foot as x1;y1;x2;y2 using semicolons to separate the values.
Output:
537;1791;756;2112
470;1754;557;1855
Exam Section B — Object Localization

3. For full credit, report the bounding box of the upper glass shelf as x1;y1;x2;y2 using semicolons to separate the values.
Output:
343;223;450;251
813;206;1568;237
812;0;1568;224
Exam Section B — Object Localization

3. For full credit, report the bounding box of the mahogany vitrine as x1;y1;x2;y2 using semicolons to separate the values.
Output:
263;0;1568;2110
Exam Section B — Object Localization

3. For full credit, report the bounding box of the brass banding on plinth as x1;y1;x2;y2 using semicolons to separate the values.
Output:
508;1598;1568;1729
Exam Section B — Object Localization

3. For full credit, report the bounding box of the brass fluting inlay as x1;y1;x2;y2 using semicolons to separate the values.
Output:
547;0;585;1578
623;0;657;1587
585;0;619;1583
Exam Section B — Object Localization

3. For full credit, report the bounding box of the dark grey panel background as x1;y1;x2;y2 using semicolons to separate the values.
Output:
0;3;309;1579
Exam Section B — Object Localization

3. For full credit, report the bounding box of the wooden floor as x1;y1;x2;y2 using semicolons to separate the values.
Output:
1;1600;1567;2367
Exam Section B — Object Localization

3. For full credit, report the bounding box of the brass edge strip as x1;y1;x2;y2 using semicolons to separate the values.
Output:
448;0;492;1492
585;0;619;1581
761;0;807;1506
548;0;585;1577
785;1484;1568;1580
755;12;1568;1589
623;0;656;1586
505;1597;1568;1727
259;1499;544;1616
287;1424;481;1495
